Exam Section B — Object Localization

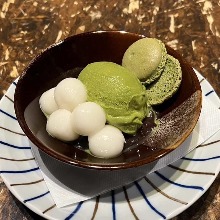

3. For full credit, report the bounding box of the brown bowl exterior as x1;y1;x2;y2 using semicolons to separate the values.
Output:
14;31;202;170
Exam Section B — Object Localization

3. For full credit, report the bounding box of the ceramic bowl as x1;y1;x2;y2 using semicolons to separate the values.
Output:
14;31;202;170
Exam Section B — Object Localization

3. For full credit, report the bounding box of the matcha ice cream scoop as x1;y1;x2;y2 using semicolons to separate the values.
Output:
78;62;149;135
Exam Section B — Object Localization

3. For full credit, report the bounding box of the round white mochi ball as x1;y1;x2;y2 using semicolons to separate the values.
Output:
71;102;106;136
39;88;58;117
88;125;125;158
54;78;87;112
46;109;79;142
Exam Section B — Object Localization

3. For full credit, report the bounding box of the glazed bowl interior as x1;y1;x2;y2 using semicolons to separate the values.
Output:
14;31;202;170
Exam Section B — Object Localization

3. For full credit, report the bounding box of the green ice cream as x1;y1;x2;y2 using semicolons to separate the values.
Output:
78;62;149;134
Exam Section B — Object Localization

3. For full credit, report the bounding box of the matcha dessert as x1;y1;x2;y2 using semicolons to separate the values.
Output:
78;61;149;135
122;38;167;84
39;36;184;159
145;54;182;105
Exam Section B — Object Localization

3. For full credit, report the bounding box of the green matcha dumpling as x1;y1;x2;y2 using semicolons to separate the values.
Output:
122;38;167;84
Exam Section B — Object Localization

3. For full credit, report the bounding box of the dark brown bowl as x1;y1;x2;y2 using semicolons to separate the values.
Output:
14;31;202;170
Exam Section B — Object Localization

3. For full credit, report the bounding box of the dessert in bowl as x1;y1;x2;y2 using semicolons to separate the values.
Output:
14;31;202;170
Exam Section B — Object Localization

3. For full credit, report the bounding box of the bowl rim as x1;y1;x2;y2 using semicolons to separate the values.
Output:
14;30;202;170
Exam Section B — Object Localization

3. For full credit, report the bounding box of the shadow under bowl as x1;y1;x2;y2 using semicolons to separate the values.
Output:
14;31;202;170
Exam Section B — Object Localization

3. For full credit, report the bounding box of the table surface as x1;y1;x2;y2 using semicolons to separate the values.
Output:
0;0;220;219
